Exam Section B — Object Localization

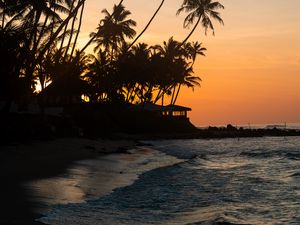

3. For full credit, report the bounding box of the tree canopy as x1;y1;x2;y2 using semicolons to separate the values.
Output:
0;0;224;112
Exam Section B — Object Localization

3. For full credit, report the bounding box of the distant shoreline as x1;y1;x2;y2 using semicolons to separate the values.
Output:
1;112;300;147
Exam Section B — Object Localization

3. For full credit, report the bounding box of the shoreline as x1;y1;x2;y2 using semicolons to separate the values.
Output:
33;146;183;224
1;123;300;224
0;138;137;225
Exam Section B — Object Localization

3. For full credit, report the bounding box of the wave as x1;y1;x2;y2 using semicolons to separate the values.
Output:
37;137;300;225
289;172;300;177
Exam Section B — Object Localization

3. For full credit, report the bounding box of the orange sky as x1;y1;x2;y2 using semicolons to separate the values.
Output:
77;0;300;126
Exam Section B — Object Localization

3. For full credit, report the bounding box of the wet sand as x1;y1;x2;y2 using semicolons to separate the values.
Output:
26;146;183;225
0;138;136;225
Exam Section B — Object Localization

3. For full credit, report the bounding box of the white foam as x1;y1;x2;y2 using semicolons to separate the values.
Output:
25;146;183;215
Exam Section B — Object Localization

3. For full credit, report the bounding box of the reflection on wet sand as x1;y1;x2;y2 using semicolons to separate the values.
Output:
25;147;183;214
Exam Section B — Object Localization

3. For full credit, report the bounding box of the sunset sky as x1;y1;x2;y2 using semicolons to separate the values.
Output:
77;0;300;126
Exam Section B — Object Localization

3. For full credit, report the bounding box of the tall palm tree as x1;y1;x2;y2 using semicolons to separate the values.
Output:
177;0;224;45
36;0;85;68
127;0;165;50
79;0;125;54
64;0;80;60
35;0;69;53
153;38;184;104
0;23;27;111
84;50;112;102
93;4;136;60
59;0;75;51
70;0;85;59
153;37;202;105
172;61;201;105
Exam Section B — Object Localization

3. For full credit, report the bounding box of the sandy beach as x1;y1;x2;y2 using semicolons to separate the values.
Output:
0;138;136;224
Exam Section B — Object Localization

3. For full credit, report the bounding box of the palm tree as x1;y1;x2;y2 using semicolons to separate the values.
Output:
42;49;90;105
4;0;70;95
92;4;136;60
70;0;85;59
35;0;69;53
64;0;81;60
127;0;165;50
153;38;184;105
172;60;201;105
185;41;206;66
0;23;27;111
177;0;224;45
153;37;185;63
129;43;152;103
59;0;75;52
153;37;202;105
36;0;85;69
79;0;125;54
84;50;112;102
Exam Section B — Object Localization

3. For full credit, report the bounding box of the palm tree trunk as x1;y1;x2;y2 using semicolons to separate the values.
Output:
35;14;49;52
47;19;55;56
79;0;124;54
59;1;75;51
70;1;85;58
64;3;79;60
172;84;181;105
127;0;165;50
35;0;86;71
30;11;42;49
154;88;162;104
130;83;139;103
24;11;42;99
170;85;176;105
181;16;201;46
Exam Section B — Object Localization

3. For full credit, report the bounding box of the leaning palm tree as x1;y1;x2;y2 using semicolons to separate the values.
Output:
70;0;85;58
177;0;224;45
36;0;86;67
127;0;165;50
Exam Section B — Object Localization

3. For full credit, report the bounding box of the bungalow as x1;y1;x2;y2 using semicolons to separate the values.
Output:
162;104;192;118
139;103;192;119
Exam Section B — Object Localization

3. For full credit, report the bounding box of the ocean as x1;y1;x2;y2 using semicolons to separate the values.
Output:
33;137;300;225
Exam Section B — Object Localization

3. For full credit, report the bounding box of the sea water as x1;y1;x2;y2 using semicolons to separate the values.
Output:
39;137;300;225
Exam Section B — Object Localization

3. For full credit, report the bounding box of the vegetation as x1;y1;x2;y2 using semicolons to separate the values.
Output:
0;0;224;112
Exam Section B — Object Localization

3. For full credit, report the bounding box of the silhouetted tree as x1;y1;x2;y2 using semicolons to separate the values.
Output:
79;0;125;54
127;0;165;50
177;0;224;44
92;4;136;60
0;23;27;111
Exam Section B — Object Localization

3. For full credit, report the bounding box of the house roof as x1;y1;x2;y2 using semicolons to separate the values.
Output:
165;104;192;112
139;103;191;112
